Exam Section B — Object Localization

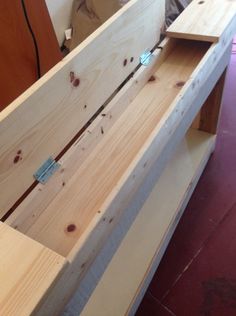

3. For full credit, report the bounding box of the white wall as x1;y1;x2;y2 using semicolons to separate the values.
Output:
45;0;74;46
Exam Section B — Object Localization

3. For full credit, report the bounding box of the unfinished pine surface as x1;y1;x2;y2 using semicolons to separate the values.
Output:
0;2;235;316
7;37;177;240
13;40;209;257
80;129;215;316
166;0;236;43
5;22;234;314
19;10;235;245
0;222;67;316
10;26;234;257
28;33;233;314
0;0;165;215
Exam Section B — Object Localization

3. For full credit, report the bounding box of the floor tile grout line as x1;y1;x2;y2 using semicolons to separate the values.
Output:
160;246;203;302
155;200;236;303
148;291;177;316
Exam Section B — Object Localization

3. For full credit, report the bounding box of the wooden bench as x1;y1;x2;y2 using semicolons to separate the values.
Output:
0;0;235;315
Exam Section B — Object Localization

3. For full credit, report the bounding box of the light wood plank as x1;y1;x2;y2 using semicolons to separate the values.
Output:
166;0;236;42
0;222;67;316
12;35;233;258
36;17;235;316
22;40;209;256
0;4;235;315
81;129;216;316
7;38;177;239
0;0;165;215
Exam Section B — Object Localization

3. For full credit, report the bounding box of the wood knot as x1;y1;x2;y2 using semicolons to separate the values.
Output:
66;224;76;233
73;78;80;87
13;150;23;164
175;81;185;88
143;162;148;168
81;262;87;269
148;75;156;82
70;71;80;87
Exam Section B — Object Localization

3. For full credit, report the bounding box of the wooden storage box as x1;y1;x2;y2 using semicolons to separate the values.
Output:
0;0;236;315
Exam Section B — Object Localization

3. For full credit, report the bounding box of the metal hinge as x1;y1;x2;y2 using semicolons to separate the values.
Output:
34;157;60;184
140;50;153;66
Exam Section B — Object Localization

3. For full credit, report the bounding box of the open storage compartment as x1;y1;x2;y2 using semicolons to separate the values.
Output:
0;0;235;315
6;39;211;257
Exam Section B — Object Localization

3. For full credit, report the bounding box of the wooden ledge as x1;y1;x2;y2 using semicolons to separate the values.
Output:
167;0;236;43
0;222;67;316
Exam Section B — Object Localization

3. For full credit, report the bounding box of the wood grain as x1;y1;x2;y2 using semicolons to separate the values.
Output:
166;0;236;42
7;38;177;241
34;14;235;316
80;129;216;316
0;0;165;216
0;2;235;315
0;222;67;316
21;40;209;257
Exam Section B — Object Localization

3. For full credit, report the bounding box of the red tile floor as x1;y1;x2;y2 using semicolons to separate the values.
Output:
136;41;236;316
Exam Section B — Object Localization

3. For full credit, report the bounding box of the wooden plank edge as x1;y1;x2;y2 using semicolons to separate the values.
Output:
166;0;236;43
0;222;68;316
80;129;216;316
127;132;216;315
166;32;219;43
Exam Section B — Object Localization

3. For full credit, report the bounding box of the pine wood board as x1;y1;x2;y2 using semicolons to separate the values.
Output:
0;0;165;215
11;33;233;258
0;222;67;316
6;25;234;315
80;129;216;316
19;31;233;258
21;40;209;257
166;0;236;43
34;37;233;315
0;2;234;315
7;38;177;242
